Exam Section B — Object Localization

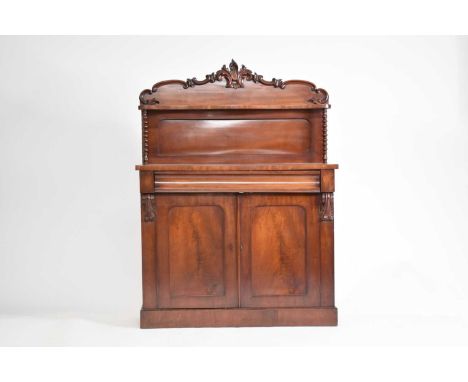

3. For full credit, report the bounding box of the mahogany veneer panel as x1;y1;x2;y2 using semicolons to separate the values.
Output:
155;194;238;309
146;109;325;163
156;118;311;156
240;194;320;308
154;173;320;193
168;206;225;297
251;205;307;296
136;60;337;328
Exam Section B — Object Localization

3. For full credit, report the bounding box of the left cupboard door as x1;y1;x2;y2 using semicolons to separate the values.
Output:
154;194;238;309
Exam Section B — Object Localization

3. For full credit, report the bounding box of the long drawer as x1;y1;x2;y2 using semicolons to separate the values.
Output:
153;173;321;193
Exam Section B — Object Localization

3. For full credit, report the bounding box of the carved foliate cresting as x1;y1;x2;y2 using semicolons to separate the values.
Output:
139;59;329;105
215;59;252;89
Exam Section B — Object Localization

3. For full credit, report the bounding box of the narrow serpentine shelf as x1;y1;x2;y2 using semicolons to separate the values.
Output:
136;163;339;171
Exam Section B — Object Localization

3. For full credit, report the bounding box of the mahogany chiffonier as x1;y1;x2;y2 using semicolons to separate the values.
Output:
136;60;338;328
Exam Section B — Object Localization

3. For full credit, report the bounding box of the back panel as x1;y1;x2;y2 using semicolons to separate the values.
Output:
146;109;325;163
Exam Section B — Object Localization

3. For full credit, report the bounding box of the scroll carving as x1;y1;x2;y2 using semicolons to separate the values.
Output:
139;59;329;105
215;59;252;89
320;193;334;221
308;87;329;105
141;194;156;222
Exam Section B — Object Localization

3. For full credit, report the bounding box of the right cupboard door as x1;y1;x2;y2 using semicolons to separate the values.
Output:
239;194;321;308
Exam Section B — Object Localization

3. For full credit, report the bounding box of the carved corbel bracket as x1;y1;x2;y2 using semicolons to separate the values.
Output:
320;193;334;221
141;194;156;222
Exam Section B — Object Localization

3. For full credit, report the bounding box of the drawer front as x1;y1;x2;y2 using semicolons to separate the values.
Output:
153;173;321;193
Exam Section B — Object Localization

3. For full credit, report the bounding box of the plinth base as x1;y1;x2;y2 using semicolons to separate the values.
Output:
140;307;338;328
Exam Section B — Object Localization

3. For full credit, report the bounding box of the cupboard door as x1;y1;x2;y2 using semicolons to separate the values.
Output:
239;194;320;308
155;194;238;308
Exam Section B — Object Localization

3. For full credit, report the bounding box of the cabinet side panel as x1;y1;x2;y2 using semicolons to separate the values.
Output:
320;192;335;306
141;195;157;309
320;221;334;306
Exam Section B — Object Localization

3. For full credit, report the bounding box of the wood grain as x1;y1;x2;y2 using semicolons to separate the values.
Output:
239;194;320;308
320;169;335;192
250;205;307;296
146;109;325;163
139;60;329;110
140;195;157;309
136;163;338;171
153;173;320;193
168;205;225;297
137;61;337;328
155;194;238;309
156;118;311;156
141;307;337;328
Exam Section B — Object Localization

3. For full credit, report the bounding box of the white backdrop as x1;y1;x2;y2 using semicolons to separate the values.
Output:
1;36;467;345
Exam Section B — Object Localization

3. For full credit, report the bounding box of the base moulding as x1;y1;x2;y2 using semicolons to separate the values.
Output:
140;307;338;328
